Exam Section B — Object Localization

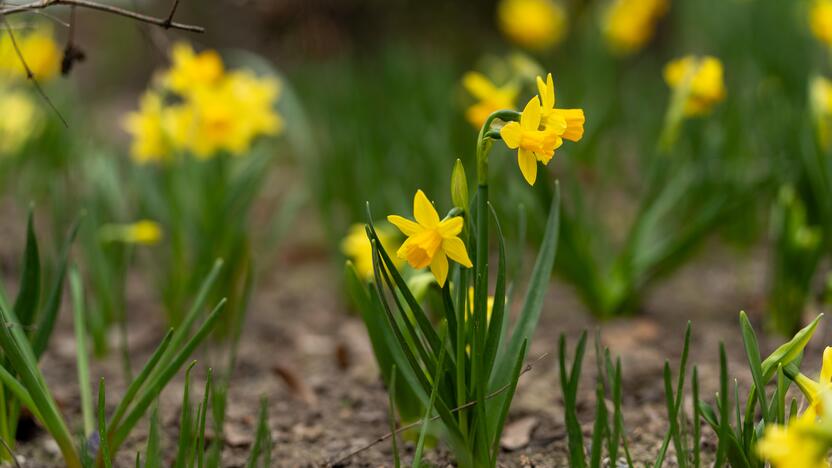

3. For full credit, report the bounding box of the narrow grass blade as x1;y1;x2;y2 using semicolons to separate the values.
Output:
245;397;271;468
32;217;81;359
145;401;161;468
715;343;729;467
590;382;608;468
195;368;212;468
388;366;400;468
559;334;586;468
110;300;226;452
174;361;197;468
413;336;446;468
98;378;113;468
692;366;700;468
70;266;93;438
14;211;40;329
739;311;769;423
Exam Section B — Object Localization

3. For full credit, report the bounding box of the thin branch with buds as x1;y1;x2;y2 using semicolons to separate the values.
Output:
326;353;549;467
0;0;204;32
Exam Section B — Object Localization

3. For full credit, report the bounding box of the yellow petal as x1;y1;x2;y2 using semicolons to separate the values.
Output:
462;71;497;100
387;215;422;236
822;346;832;384
443;237;473;267
413;189;440;228
536;73;555;109
520;96;542;130
500;121;523;149
437;217;464;238
430;253;449;287
518;148;538;185
555;108;585;141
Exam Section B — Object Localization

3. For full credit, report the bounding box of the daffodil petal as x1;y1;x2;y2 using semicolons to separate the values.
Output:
430;253;449;287
437;217;464;238
500;122;523;148
520;97;542;130
443;237;472;267
518;148;538;185
413;189;440;228
555;109;585;141
387;215;422;236
822;346;832;384
462;71;497;100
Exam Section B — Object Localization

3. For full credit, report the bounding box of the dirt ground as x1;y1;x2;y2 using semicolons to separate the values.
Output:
8;224;829;467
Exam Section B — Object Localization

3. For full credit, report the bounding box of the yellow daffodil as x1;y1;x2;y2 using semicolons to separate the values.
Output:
811;75;832;150
123;91;175;164
462;71;519;128
99;220;163;245
497;0;567;50
0;88;41;156
536;73;585;142
342;223;402;280
811;0;832;48
125;42;282;163
663;56;726;116
0;24;60;82
500;97;562;185
793;347;832;418
387;190;472;287
159;42;224;95
757;410;830;468
602;0;667;55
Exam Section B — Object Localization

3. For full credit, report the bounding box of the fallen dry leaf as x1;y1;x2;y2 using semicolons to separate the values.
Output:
500;416;539;451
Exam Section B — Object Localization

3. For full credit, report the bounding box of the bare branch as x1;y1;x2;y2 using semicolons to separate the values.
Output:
326;353;550;467
0;15;68;127
1;0;204;33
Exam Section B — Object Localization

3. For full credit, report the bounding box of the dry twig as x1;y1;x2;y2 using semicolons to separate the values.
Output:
326;353;550;467
0;0;203;32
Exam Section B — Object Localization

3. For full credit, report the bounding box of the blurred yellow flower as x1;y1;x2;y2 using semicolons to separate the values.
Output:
663;55;726;116
497;0;567;50
124;42;282;163
123;91;176;164
602;0;668;55
387;190;472;287
811;75;832;150
159;42;224;95
536;73;585;142
342;223;402;280
811;0;832;48
462;71;519;128
0;24;61;82
100;220;163;245
500;97;562;185
757;410;829;468
0;88;41;156
466;287;494;322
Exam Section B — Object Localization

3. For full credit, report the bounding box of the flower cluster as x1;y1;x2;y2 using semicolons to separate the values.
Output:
124;42;283;164
0;23;61;82
0;24;60;157
501;73;585;185
497;0;567;50
602;0;668;55
757;347;832;467
663;55;726;116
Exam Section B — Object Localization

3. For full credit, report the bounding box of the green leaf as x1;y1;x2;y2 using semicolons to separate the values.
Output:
70;266;93;438
32;216;81;360
492;183;559;387
14;211;40;330
174;361;197;468
145;401;161;468
559;333;586;468
739;311;769;423
98;378;113;468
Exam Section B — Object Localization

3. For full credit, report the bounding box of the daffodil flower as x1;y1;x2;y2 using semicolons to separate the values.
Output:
536;73;585;142
663;56;726;116
462;72;519;128
387;190;472;287
811;0;832;48
757;408;830;468
602;0;668;55
793;346;832;418
497;0;567;50
466;287;494;322
500;97;562;185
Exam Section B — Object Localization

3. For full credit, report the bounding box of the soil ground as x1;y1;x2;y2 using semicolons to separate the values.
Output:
7;224;827;467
